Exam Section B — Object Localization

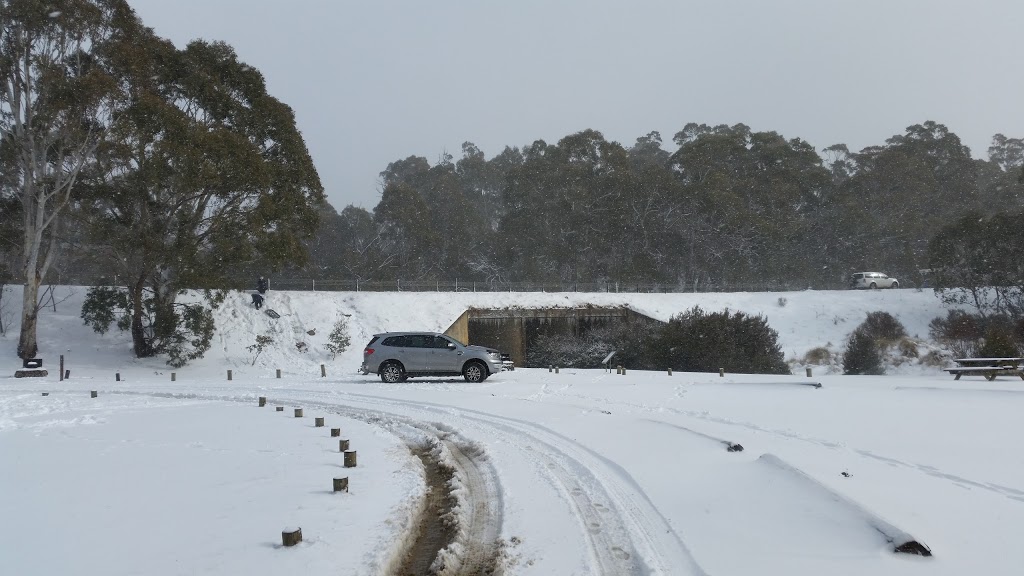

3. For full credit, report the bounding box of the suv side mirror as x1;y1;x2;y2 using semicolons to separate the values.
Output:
446;342;457;350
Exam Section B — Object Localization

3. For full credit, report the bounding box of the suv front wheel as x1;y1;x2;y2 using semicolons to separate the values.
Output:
463;361;487;383
380;361;405;383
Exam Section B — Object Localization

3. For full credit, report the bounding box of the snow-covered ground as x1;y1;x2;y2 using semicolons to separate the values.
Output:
3;286;1022;575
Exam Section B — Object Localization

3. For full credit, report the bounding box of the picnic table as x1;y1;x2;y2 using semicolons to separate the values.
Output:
945;357;1024;381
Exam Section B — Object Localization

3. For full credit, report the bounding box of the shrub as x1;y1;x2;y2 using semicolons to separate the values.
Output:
325;318;351;359
897;338;919;358
859;311;907;344
979;326;1020;358
929;310;985;342
804;347;832;365
777;297;787;308
655;306;790;375
247;334;274;366
524;319;658;369
843;329;884;375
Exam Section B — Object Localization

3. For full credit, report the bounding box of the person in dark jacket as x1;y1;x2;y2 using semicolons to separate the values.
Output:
257;276;268;294
251;292;264;310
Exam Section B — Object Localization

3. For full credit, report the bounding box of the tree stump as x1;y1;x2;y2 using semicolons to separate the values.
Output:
339;439;350;452
276;406;284;412
344;450;357;468
281;527;302;547
91;391;98;398
331;428;341;437
333;477;349;492
315;417;324;427
258;396;266;407
294;408;303;418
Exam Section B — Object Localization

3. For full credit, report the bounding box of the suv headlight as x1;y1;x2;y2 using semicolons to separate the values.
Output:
488;351;500;360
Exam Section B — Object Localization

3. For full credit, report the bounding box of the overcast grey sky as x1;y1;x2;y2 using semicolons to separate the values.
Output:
128;0;1023;212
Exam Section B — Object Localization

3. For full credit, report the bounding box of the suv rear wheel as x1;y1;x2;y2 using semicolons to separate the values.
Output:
463;361;486;383
380;361;404;383
891;281;899;289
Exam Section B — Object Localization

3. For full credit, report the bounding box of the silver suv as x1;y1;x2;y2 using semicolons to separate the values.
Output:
849;272;900;289
360;332;504;383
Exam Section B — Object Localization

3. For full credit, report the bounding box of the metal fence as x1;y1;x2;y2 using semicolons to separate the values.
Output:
262;278;842;293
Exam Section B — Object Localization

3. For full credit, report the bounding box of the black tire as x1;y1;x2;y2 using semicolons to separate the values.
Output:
891;281;899;289
463;361;487;383
869;282;878;290
380;361;404;383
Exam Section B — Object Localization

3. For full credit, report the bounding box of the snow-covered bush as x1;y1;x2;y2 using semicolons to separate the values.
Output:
325;318;351;359
655;306;790;375
858;311;907;344
843;329;883;375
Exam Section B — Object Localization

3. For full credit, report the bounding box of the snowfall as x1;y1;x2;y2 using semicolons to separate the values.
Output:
2;286;1023;576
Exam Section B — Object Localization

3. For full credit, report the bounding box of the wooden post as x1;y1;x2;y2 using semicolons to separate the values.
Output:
333;477;349;492
294;408;303;418
622;367;626;375
344;450;357;468
276;369;282;379
668;368;672;376
555;366;559;374
281;527;302;547
339;439;350;451
331;428;340;437
60;355;64;381
42;392;49;396
90;391;97;398
171;372;176;382
548;365;553;373
227;369;233;381
719;368;724;377
276;406;284;412
315;417;324;427
321;364;326;378
115;372;120;381
806;367;812;377
64;369;70;379
258;396;266;407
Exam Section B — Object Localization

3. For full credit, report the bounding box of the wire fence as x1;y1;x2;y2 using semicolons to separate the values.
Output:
261;278;845;293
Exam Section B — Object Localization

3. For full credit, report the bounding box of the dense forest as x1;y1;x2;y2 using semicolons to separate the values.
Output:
306;123;1024;291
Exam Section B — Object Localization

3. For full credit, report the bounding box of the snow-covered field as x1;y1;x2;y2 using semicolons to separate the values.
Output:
3;286;1023;575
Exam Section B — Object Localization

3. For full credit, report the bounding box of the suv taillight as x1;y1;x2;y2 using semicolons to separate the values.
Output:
364;348;374;355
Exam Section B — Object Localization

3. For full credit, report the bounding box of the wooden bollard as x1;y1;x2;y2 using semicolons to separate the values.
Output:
90;390;97;398
806;367;812;377
548;365;553;373
258;396;266;407
668;368;672;376
555;366;559;374
331;428;341;437
171;372;176;382
60;355;64;381
294;408;303;418
343;450;357;468
315;417;324;427
276;369;282;379
276;406;284;412
227;369;232;381
622;367;626;375
333;477;349;492
321;364;326;378
115;372;120;381
719;368;724;377
339;439;350;452
42;392;49;396
281;527;302;547
64;369;70;379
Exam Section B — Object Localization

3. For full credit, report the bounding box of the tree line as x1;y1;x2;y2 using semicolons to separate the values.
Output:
310;123;1024;291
